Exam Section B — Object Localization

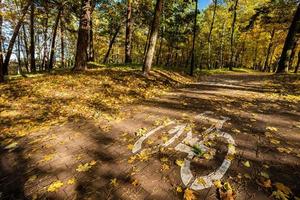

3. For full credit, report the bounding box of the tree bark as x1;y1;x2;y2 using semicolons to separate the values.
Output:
60;9;65;68
229;0;239;71
3;0;31;75
21;25;29;72
125;0;133;63
73;0;91;71
103;26;121;64
48;9;61;70
277;3;300;73
0;0;3;82
42;1;49;70
294;51;300;73
288;41;297;69
262;28;275;72
190;0;198;76
143;0;163;76
29;1;35;72
208;0;217;69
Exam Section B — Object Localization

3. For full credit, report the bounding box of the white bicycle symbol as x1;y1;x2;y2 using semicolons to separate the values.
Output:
132;111;236;191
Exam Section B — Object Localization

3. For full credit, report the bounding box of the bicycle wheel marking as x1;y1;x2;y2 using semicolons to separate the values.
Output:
131;112;236;191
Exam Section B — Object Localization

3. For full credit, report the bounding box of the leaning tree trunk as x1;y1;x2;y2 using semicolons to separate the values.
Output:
277;3;300;73
288;41;297;70
0;0;3;82
143;0;163;76
3;0;31;75
103;26;121;64
125;0;133;63
229;0;239;71
73;0;91;71
190;0;198;76
48;9;61;70
30;1;36;72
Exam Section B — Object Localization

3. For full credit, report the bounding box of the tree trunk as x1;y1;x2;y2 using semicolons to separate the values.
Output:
143;0;163;76
229;0;239;71
208;0;217;69
88;17;94;61
60;9;65;68
125;0;133;63
0;0;3;82
277;3;300;73
3;1;31;75
30;1;35;72
103;26;121;64
156;26;164;66
48;9;61;70
22;25;29;72
190;0;198;76
73;0;91;71
262;28;275;72
294;51;300;73
288;41;297;70
42;1;49;70
219;22;225;68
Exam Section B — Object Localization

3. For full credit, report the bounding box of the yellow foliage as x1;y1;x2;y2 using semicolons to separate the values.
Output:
47;181;64;192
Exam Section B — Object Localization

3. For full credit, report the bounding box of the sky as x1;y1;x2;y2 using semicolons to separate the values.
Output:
199;0;212;10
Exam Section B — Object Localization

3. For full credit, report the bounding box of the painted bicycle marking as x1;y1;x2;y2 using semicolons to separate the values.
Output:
132;111;236;191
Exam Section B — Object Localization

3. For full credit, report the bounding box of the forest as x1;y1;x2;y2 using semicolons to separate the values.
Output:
0;0;299;79
0;0;300;200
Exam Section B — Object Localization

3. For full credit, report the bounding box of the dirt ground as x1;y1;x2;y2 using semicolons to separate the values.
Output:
1;73;299;200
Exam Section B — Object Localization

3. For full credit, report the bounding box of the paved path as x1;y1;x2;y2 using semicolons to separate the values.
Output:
1;73;300;199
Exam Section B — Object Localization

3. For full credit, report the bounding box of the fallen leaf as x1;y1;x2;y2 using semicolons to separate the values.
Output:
160;157;168;162
131;179;139;187
270;139;280;145
110;178;118;187
184;188;196;200
242;161;251;168
67;178;76;185
260;171;270;179
4;142;18;150
274;182;292;195
176;186;183;193
266;126;278;132
47;181;64;192
214;180;222;188
176;159;184;167
161;163;170;171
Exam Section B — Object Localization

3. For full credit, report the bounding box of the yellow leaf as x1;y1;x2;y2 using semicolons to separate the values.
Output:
47;181;64;192
213;180;222;189
110;178;118;187
176;159;184;167
270;139;280;145
89;160;97;166
160;157;168;162
128;155;136;164
161;163;170;171
67;178;76;185
41;154;55;162
260;172;269;179
76;163;92;172
184;188;196;200
272;190;289;200
197;178;207;186
266;126;278;132
277;147;292;154
242;161;251;168
127;144;134;150
176;186;183;193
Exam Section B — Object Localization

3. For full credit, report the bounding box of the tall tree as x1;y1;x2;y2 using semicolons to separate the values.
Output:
276;3;300;73
143;0;163;76
190;0;198;76
208;0;217;69
3;0;31;75
262;28;275;72
60;9;65;68
73;0;91;71
30;1;36;72
229;0;239;70
125;0;133;63
48;9;61;70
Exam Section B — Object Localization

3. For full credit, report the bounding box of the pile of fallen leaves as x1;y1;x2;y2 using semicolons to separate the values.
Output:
0;67;192;143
